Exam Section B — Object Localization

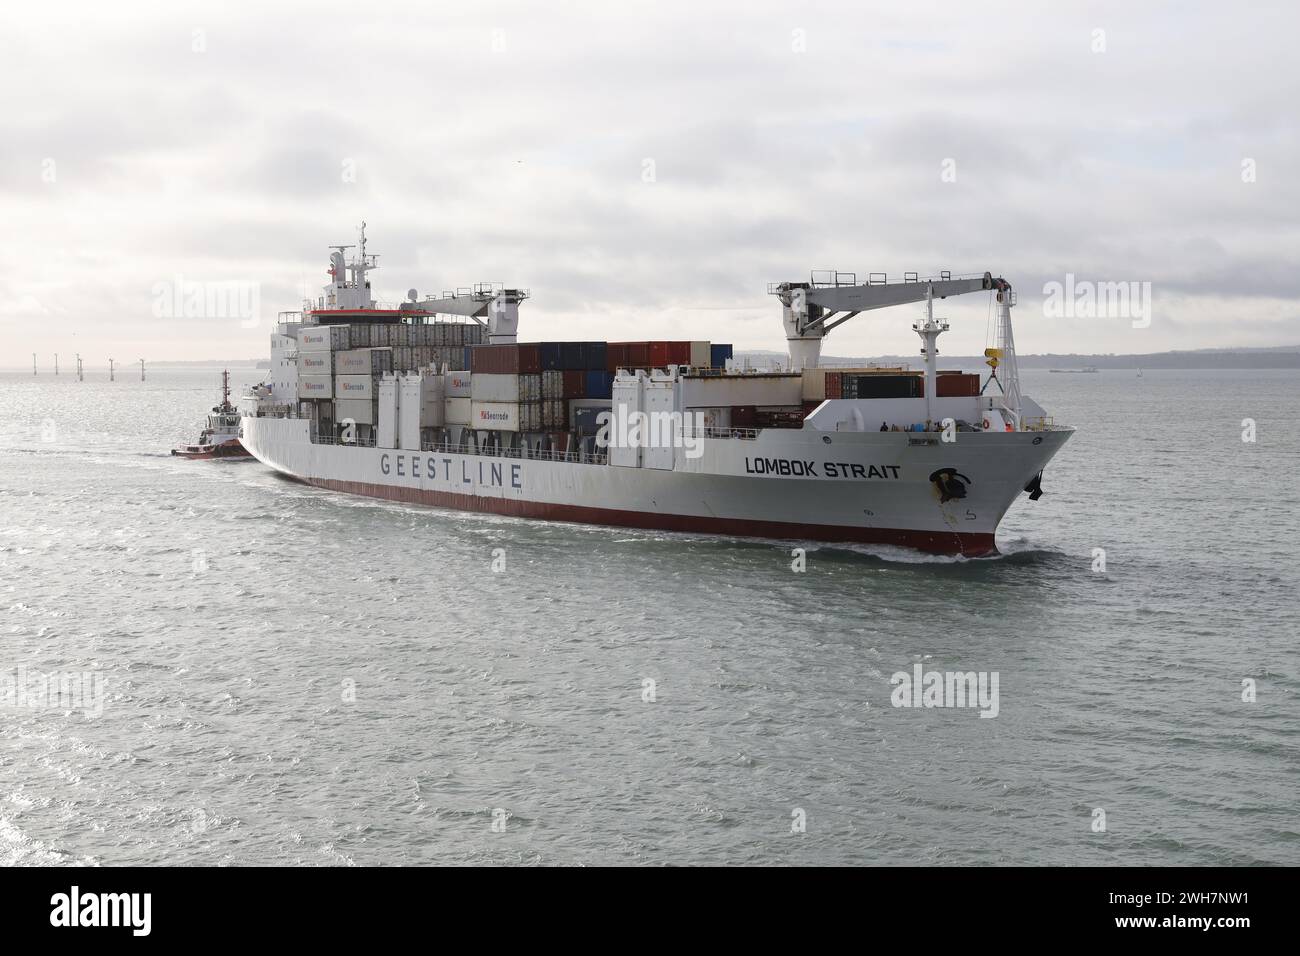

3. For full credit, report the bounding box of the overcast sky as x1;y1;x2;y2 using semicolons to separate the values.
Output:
3;0;1297;365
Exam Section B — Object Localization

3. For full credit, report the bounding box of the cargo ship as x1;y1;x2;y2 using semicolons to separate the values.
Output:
240;225;1073;555
172;370;251;460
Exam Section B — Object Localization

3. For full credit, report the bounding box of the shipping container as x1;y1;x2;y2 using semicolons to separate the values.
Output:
846;374;921;399
562;370;585;398
826;372;842;400
445;371;472;397
472;343;542;374
444;396;472;424
541;369;564;399
570;401;611;433
936;373;980;398
559;341;585;370
335;398;376;426
572;407;602;433
689;341;711;368
298;325;349;351
606;342;629;372
584;341;607;371
710;343;733;368
542;399;568;430
471;401;521;431
519;343;541;374
335;374;374;400
299;351;332;374
472;373;524;402
584;370;613;399
420;375;446;427
298;374;333;398
679;373;802;408
539;342;565;370
334;348;392;375
626;342;650;367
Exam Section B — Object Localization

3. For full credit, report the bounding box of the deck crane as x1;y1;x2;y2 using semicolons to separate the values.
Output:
769;271;1022;426
412;285;530;344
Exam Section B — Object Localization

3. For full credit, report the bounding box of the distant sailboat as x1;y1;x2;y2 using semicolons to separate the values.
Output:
1137;367;1143;378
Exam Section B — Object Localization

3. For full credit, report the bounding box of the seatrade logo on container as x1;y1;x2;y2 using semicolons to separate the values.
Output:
594;410;707;458
890;663;999;718
151;274;261;328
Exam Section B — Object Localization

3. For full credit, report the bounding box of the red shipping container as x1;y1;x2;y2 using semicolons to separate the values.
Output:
517;343;541;374
626;342;650;367
936;373;980;397
471;344;518;373
826;372;842;399
562;370;585;398
648;341;670;367
606;342;629;372
666;341;691;365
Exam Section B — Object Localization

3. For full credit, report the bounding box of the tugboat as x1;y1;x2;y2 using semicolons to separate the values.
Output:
172;370;251;460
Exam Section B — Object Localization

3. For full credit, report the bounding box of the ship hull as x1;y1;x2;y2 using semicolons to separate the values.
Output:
242;416;1072;556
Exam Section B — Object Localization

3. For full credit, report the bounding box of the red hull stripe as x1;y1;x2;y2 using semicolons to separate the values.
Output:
298;476;996;556
309;309;434;316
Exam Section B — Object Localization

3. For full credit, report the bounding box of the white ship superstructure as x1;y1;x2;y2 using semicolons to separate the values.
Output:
241;226;1073;555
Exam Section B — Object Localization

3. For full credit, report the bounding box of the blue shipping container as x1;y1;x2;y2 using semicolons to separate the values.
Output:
573;405;609;433
584;341;607;370
538;342;565;370
561;342;586;370
710;343;733;368
584;370;614;398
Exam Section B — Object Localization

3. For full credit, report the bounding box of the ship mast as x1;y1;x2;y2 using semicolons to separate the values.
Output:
913;286;948;425
995;284;1021;423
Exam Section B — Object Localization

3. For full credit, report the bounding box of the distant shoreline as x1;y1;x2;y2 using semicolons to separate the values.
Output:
7;348;1300;372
